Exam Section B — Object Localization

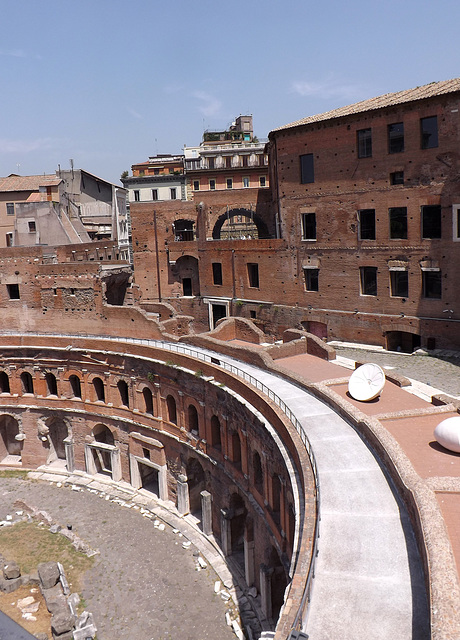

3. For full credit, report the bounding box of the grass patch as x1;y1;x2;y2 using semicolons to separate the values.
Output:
0;521;95;595
0;469;28;479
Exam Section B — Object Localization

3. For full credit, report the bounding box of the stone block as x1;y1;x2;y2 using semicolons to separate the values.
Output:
0;575;22;592
73;624;97;640
3;561;20;579
42;583;67;615
51;610;75;635
38;561;60;589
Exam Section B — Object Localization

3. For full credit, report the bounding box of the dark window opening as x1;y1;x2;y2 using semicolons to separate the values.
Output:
301;212;316;240
389;207;408;239
253;451;263;493
134;190;140;202
300;153;314;183
182;278;192;296
170;188;177;200
357;128;372;158
143;447;150;460
173;219;194;242
212;304;227;328
152;189;158;200
208;157;215;169
0;372;10;394
226;178;233;189
193;180;200;191
211;415;221;450
6;203;15;216
421;116;438;149
304;268;319;292
390;171;404;185
249;310;256;319
423;271;442;298
247;263;259;288
188;404;199;434
360;266;377;296
212;262;223;285
45;373;58;396
21;372;34;394
93;377;105;402
28;220;36;232
390;271;408;297
7;284;20;299
209;179;216;190
69;375;81;398
143;387;153;414
422;205;441;238
358;209;376;240
166;395;177;424
388;122;404;153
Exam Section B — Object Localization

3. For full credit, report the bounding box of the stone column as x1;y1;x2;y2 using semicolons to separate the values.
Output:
84;444;96;475
244;530;255;587
177;474;190;515
200;490;212;535
111;448;122;482
129;455;142;490
260;564;273;620
63;437;75;473
220;508;232;556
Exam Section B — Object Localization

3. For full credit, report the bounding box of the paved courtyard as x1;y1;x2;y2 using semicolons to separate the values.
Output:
0;477;236;640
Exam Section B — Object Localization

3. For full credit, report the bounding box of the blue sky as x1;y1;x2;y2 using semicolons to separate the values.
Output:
1;0;459;184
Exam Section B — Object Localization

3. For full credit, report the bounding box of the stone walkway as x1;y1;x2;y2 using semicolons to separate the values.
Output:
0;476;237;640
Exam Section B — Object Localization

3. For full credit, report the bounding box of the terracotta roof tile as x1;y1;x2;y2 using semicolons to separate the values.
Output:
0;174;62;193
272;78;460;133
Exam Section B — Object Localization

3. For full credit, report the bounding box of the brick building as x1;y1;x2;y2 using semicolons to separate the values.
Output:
130;79;460;351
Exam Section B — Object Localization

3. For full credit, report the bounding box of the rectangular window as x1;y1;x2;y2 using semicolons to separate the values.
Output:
390;171;404;185
133;190;140;202
7;284;20;299
28;220;36;232
259;155;266;166
242;155;248;167
225;156;232;168
388;122;404;153
422;270;442;298
357;128;372;158
208;157;215;170
303;268;319;292
422;205;441;238
193;180;200;191
243;177;250;188
358;209;376;240
300;153;314;183
152;189;158;200
247;263;259;288
170;188;177;200
212;262;223;285
301;212;316;240
360;266;377;296
6;203;15;216
421;116;438;149
389;207;408;239
5;233;13;247
209;179;216;190
259;176;266;187
226;178;233;189
390;271;408;297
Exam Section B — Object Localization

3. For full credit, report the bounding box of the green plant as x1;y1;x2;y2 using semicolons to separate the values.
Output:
194;369;203;378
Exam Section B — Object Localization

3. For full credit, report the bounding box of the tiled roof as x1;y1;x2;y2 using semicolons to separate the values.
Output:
272;78;460;133
0;174;62;193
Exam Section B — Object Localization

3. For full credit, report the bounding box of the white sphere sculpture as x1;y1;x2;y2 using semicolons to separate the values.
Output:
348;363;386;402
434;416;460;453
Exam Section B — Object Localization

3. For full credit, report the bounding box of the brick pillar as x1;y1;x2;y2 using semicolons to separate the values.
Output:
200;490;212;535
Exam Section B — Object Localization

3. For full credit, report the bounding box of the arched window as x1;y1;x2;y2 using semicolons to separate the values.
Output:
143;387;153;415
188;404;199;434
166;395;177;424
21;372;34;395
45;373;58;396
210;415;221;450
117;380;129;407
271;474;281;523
0;372;10;394
93;423;115;445
231;431;241;467
93;377;105;402
69;375;81;398
253;451;263;493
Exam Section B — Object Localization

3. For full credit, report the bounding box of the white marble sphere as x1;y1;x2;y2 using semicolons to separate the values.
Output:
434;416;460;453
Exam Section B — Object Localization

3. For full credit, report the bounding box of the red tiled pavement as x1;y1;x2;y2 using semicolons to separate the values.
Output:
276;353;350;382
436;492;460;574
328;380;430;415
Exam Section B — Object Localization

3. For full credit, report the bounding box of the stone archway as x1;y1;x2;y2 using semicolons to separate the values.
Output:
46;417;69;464
212;208;270;240
0;414;21;461
173;255;200;296
186;457;206;518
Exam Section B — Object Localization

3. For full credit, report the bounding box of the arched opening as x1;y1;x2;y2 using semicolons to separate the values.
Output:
46;417;68;464
91;424;115;476
252;450;263;495
186;458;206;518
269;546;289;623
69;375;81;398
0;415;21;461
174;255;200;297
301;320;327;340
143;387;153;415
212;208;270;240
231;431;242;468
93;377;105;402
166;395;177;424
229;493;247;557
118;380;129;407
45;373;58;396
93;423;115;446
20;372;34;395
386;330;421;353
188;404;199;435
210;415;221;450
0;372;10;394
